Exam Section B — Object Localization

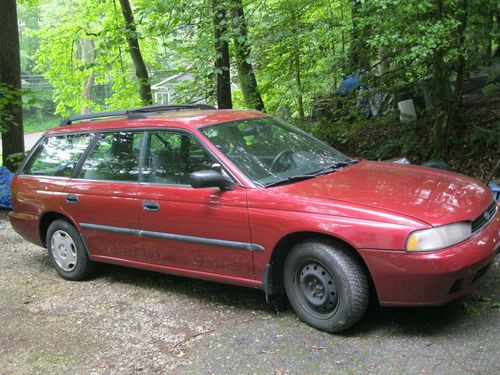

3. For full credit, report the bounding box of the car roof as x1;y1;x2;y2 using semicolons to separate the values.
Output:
44;109;269;136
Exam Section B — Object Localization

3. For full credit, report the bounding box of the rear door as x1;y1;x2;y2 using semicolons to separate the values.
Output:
137;129;255;278
62;131;143;261
14;134;94;244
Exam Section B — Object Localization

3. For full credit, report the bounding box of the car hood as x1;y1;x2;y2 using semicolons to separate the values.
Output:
275;160;493;226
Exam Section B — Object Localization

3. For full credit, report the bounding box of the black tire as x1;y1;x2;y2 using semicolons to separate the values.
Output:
46;219;95;280
283;239;369;333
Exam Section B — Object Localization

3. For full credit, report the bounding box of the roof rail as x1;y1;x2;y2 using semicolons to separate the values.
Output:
60;104;216;126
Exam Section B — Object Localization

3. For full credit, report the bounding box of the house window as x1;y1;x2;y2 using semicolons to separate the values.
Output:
155;91;170;105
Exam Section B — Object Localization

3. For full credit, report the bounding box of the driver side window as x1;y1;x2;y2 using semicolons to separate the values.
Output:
142;130;216;185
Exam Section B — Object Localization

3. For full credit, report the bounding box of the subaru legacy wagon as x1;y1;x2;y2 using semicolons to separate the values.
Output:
9;104;499;332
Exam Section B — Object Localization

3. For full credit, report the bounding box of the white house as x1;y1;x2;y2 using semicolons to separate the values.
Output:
151;73;197;105
151;72;239;106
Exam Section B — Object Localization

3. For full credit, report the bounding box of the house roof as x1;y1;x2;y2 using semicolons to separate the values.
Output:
151;73;194;90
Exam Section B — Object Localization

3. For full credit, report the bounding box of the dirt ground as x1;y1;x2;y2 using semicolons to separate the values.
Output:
0;209;499;374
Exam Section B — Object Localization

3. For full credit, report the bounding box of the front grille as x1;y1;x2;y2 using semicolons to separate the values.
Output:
471;201;497;234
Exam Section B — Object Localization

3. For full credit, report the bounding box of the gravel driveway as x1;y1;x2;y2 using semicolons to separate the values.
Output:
0;209;499;374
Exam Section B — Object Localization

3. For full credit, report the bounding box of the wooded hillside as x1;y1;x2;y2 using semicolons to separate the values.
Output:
1;0;499;177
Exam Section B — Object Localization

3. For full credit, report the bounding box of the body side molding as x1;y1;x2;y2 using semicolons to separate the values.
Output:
80;222;265;252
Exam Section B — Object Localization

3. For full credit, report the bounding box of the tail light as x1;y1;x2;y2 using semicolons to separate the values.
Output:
10;175;18;200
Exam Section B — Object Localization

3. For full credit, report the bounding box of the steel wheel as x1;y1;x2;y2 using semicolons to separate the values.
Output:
297;260;339;317
50;230;78;272
284;239;369;333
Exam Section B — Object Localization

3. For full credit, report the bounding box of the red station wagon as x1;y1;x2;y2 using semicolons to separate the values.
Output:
9;105;500;332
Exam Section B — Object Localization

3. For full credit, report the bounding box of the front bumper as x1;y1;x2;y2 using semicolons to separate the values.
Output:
359;213;500;306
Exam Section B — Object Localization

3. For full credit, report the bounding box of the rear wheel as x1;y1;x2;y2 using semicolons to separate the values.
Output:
283;239;369;333
46;219;95;280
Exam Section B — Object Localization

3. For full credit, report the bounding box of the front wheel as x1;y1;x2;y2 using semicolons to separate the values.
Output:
46;219;95;280
283;239;369;333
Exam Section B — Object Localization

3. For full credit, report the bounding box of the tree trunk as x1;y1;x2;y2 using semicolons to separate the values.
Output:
495;12;500;58
0;0;24;170
454;0;468;106
340;3;346;55
482;5;493;64
378;46;390;76
230;0;264;111
118;0;152;105
349;0;370;73
213;0;232;109
80;38;95;115
431;0;451;160
294;52;305;120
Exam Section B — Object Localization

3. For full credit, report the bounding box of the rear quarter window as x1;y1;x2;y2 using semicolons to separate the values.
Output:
23;134;93;177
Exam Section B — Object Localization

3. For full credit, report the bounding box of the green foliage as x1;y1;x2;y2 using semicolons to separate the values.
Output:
250;0;342;116
0;83;22;134
469;125;500;150
4;152;29;171
305;111;433;163
26;0;500;117
13;0;499;177
464;297;500;317
33;0;163;115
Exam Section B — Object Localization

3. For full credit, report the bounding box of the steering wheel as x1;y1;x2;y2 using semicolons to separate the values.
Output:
57;161;76;176
270;150;295;172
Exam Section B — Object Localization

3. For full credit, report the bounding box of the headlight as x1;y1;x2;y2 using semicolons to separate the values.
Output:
406;222;471;252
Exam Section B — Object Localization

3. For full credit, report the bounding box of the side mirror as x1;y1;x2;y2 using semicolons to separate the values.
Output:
190;170;234;191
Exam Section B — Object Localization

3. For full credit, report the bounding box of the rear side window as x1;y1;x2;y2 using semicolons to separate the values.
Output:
79;131;142;182
24;134;93;177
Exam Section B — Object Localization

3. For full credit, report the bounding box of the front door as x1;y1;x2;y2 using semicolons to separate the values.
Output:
137;129;254;279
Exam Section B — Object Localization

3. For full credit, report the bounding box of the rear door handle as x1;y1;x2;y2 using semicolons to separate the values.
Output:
66;194;78;204
143;201;160;212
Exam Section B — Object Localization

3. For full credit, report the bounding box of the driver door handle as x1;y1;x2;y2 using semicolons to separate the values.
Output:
143;201;160;212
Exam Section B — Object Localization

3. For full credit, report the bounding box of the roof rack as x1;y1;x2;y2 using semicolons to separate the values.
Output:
60;104;216;126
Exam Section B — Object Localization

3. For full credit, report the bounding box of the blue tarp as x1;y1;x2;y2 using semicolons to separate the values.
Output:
337;73;371;116
489;180;500;201
337;73;368;96
0;167;14;210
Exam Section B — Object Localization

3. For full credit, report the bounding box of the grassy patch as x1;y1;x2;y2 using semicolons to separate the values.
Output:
463;297;500;317
24;116;59;134
28;350;72;375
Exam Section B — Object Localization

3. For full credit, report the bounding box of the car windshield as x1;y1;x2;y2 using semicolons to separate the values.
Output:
199;116;354;187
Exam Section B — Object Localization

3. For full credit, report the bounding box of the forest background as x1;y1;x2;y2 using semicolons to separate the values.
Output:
1;0;499;178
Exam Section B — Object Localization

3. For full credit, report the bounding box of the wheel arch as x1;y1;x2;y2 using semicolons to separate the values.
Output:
262;231;377;303
39;211;78;248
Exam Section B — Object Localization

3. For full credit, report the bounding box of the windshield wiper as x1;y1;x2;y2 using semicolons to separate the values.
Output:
264;174;317;188
264;160;359;188
313;159;360;176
